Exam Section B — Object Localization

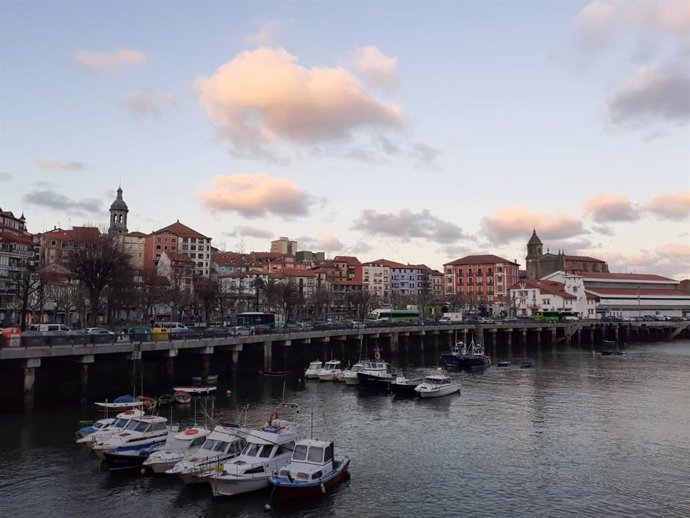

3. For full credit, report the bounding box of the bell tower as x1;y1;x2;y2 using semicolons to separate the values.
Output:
108;186;129;237
526;229;543;279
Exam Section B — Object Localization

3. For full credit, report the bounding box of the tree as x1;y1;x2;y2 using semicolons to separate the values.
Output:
12;258;41;330
252;276;265;312
69;237;130;326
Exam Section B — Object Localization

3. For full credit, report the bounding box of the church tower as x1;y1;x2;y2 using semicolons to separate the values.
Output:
108;186;129;237
526;229;543;279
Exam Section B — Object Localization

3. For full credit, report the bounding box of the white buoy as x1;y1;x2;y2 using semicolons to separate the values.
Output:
264;503;272;512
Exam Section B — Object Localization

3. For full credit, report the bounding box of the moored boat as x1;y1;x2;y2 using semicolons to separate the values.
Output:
166;424;247;484
172;385;216;395
342;361;365;386
356;357;395;391
414;369;461;398
317;360;342;382
76;409;145;444
143;426;211;474
270;439;351;500
440;340;491;369
208;417;299;497
304;360;323;379
75;417;116;440
94;394;143;413
102;439;167;471
390;372;424;397
90;414;173;459
173;390;192;404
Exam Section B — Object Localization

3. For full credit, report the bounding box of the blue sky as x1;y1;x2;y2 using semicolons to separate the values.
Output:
1;0;688;278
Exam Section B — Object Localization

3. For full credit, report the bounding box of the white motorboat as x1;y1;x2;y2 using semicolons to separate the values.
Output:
165;425;247;484
75;417;116;440
143;426;211;474
357;358;395;391
90;415;174;459
304;360;323;379
208;418;299;498
317;360;342;382
342;361;365;385
414;369;461;398
76;409;145;444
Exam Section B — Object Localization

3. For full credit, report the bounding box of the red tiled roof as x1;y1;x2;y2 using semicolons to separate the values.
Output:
445;255;518;266
512;279;575;299
333;255;361;265
164;251;194;263
363;258;408;269
153;221;208;239
281;268;318;277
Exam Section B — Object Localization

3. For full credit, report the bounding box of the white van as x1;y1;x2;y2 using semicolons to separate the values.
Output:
28;324;72;332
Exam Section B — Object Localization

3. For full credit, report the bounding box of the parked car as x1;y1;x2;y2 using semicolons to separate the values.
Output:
203;327;228;337
227;325;251;336
86;327;115;335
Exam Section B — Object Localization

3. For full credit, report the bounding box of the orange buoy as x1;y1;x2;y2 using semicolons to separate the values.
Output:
184;428;198;436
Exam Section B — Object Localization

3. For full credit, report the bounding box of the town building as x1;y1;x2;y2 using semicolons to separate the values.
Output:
157;251;195;293
362;260;391;303
544;271;690;318
270;236;297;255
121;231;146;270
508;277;597;318
444;255;520;316
0;209;36;326
525;229;608;279
144;221;212;278
295;250;325;266
40;226;101;266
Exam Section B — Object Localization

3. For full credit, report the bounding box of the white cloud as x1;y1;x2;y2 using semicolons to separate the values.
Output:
125;88;177;119
244;19;293;47
354;208;464;243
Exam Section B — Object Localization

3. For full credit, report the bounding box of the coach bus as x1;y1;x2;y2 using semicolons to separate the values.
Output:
534;311;579;322
236;312;277;329
367;308;420;324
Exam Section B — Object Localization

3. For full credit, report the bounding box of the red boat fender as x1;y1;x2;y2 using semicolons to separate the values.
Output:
185;428;198;436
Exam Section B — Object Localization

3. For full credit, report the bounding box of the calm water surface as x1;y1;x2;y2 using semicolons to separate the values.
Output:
1;340;689;518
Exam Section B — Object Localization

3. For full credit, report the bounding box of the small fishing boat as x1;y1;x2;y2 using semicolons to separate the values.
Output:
440;339;491;369
414;369;461;398
357;355;395;391
143;426;211;473
317;360;342;382
270;439;351;500
304;360;323;379
94;394;143;413
173;391;192;404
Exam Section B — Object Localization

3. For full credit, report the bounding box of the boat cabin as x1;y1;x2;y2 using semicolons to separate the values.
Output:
278;439;335;481
423;375;451;386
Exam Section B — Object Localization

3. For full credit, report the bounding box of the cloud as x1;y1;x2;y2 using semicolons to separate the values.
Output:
36;160;86;171
22;190;101;215
196;48;404;156
0;172;12;181
575;0;690;48
481;207;585;243
198;173;311;218
353;208;464;243
244;19;293;47
583;193;639;223
581;242;690;279
409;142;441;167
230;225;273;239
318;233;344;252
353;46;399;90
608;64;690;125
75;48;147;73
125;88;177;119
644;190;690;220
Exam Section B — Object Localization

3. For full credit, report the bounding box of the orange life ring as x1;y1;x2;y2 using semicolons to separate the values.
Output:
374;351;381;360
184;428;198;436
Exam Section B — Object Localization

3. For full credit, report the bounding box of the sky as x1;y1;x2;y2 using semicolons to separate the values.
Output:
1;0;688;279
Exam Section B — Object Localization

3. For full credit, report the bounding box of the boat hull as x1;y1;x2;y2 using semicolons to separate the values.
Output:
209;475;271;497
343;374;359;386
271;459;351;500
416;384;461;398
390;381;422;397
357;372;393;391
440;354;491;369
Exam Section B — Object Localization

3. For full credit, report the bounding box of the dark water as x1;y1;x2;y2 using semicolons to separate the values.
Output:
1;340;690;518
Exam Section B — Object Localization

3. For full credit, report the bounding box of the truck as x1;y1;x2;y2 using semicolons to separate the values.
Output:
438;312;463;324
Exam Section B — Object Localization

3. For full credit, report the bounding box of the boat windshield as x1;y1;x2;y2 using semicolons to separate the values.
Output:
292;444;308;461
307;446;324;463
259;445;274;458
134;421;152;433
202;439;220;451
125;420;142;431
243;443;263;457
213;440;228;452
113;418;129;428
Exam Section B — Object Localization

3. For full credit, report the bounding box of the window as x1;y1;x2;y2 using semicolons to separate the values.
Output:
307;446;324;463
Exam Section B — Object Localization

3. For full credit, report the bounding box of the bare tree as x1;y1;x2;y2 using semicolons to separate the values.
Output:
12;259;41;330
69;237;130;326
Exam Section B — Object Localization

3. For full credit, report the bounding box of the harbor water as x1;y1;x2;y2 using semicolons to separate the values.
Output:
1;340;689;518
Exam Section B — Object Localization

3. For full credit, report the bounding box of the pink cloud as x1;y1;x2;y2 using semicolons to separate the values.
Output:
583;193;638;223
582;243;690;280
319;233;344;252
75;48;147;73
198;173;310;218
353;46;399;90
36;160;86;171
196;48;404;154
644;190;690;220
481;207;585;243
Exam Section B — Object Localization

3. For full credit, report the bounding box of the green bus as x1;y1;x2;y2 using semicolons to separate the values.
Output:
534;311;579;322
368;308;420;324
